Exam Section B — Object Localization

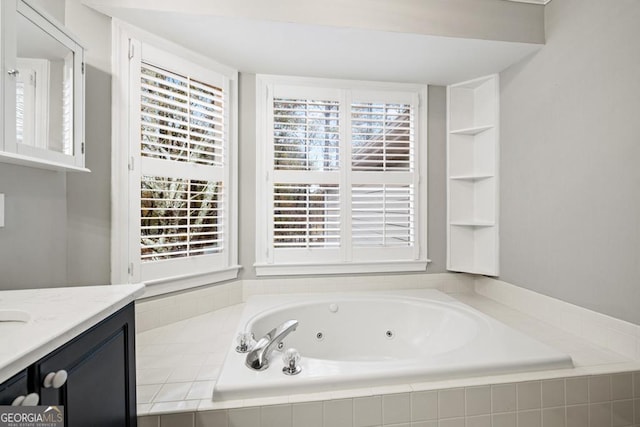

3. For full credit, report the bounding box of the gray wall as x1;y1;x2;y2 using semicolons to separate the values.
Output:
0;165;67;288
500;0;640;324
236;77;448;279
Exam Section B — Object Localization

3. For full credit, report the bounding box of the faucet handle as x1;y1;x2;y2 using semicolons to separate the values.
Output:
282;348;301;375
236;331;255;353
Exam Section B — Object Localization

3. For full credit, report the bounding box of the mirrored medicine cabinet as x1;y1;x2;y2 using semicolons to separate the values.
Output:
1;0;87;171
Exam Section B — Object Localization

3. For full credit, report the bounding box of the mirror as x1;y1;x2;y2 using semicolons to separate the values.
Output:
15;10;74;155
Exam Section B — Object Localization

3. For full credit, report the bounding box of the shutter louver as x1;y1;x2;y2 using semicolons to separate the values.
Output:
273;98;340;171
141;63;224;167
273;184;340;248
141;176;223;261
352;184;415;247
351;102;413;172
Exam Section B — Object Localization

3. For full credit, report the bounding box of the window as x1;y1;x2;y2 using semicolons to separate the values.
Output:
255;76;428;276
112;25;238;295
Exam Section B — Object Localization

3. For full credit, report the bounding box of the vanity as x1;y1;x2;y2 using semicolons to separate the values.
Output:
0;284;144;426
0;0;87;171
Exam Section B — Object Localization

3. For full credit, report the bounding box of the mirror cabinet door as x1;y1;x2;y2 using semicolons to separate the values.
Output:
1;0;85;171
16;10;74;156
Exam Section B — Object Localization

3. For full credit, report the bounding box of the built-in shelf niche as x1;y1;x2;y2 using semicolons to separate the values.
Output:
447;74;499;276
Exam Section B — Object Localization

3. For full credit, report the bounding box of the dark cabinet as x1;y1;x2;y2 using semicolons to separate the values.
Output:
0;303;137;427
0;370;28;406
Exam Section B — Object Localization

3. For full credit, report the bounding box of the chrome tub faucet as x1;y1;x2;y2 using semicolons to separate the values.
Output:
245;319;299;371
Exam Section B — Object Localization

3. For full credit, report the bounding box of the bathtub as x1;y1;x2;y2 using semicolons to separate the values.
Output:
213;289;573;400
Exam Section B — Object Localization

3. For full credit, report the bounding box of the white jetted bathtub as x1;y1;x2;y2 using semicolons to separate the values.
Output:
214;289;573;400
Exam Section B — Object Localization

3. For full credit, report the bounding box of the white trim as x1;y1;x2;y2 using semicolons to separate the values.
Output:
254;260;430;277
140;265;241;298
110;21;238;296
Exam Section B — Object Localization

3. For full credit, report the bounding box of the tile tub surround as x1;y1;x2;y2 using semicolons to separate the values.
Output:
135;288;640;420
0;283;145;383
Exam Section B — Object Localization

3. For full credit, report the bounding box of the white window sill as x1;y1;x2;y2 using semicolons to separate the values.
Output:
139;265;241;298
254;260;430;277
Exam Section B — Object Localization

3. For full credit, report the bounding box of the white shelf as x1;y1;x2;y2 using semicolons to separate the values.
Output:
449;125;494;135
449;174;494;181
450;222;495;228
447;74;499;276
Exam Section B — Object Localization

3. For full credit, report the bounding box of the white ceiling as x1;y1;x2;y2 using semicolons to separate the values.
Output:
89;4;543;85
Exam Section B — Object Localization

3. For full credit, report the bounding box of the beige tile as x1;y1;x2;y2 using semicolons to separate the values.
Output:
228;407;260;427
542;407;565;427
323;399;353;427
634;398;640;424
565;377;588;405
437;418;464;427
138;384;163;404
186;381;215;400
611;373;633;400
411;391;437;421
138;403;154;417
160;412;194;427
542;379;565;408
517;409;541;427
589;402;612;427
464;415;491;427
612;399;633;427
518;381;542;410
462;387;489;418
491;384;516;413
354;396;381;427
261;404;292;427
589;375;612;403
292;402;322;427
492;412;516;427
195;410;228;427
633;372;640;398
155;382;192;402
383;393;411;424
151;400;200;414
437;388;464;419
138;367;172;385
197;364;221;381
566;405;588;427
138;415;160;427
167;366;201;383
410;421;437;427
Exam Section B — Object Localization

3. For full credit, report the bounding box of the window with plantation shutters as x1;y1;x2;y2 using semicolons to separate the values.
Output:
113;29;238;292
256;76;428;275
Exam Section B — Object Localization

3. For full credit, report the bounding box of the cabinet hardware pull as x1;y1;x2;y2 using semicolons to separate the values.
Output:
43;370;68;389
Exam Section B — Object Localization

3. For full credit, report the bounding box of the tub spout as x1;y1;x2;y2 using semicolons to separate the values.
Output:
245;319;299;371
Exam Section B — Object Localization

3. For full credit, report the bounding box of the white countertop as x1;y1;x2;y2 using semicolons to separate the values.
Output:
0;283;145;384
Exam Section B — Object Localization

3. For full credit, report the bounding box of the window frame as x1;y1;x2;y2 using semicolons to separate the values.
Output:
111;22;239;296
255;74;429;276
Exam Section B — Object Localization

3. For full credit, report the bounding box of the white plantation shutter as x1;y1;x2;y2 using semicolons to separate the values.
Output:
350;99;416;252
351;102;413;172
273;184;340;248
273;98;340;171
140;63;225;167
140;177;223;260
351;184;414;247
260;80;425;270
130;42;233;284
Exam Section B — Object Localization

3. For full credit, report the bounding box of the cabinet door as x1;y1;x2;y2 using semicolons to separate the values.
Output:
36;303;137;427
0;370;28;406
